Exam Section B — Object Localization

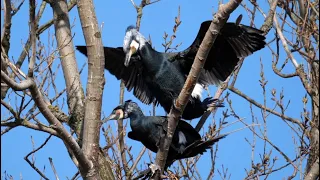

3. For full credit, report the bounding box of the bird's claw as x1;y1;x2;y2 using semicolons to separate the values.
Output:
149;164;161;175
202;97;224;109
172;99;183;114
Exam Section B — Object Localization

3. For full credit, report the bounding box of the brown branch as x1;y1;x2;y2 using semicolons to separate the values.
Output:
129;147;147;175
273;14;312;96
24;135;52;180
48;157;60;180
27;77;93;175
130;0;161;31
1;0;76;99
229;86;305;129
1;1;46;100
28;0;36;78
46;0;85;137
305;158;319;180
195;0;281;132
1;0;12;55
153;0;243;176
1;118;59;137
260;0;278;34
18;0;95;174
37;0;77;36
77;0;114;179
1;70;33;90
118;80;130;178
16;0;74;70
11;0;26;16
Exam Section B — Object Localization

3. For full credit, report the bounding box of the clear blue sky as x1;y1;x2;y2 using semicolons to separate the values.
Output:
1;0;309;179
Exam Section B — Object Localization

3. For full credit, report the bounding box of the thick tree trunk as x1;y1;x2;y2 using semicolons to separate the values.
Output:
77;0;115;179
50;0;85;137
307;62;319;175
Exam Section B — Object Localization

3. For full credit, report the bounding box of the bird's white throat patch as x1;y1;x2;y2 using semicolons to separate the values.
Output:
191;83;203;99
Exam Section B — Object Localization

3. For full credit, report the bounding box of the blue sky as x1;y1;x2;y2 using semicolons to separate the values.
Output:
1;0;310;179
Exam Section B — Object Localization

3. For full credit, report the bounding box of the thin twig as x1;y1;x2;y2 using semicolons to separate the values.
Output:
48;157;60;180
24;135;52;180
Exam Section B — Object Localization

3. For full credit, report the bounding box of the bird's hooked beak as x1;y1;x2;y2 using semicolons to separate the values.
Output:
125;40;139;67
105;109;124;122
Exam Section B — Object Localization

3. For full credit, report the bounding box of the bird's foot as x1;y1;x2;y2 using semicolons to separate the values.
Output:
170;144;185;154
202;97;224;110
172;99;183;114
149;164;160;175
132;167;151;180
148;164;168;179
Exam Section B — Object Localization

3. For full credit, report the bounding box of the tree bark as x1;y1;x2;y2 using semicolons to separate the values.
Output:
48;0;85;137
77;0;115;179
307;61;319;174
153;0;243;177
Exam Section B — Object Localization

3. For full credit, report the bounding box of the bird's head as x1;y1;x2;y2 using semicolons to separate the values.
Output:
105;100;138;121
123;26;146;67
105;104;127;121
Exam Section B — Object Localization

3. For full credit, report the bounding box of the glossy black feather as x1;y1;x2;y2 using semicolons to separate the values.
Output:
174;21;266;83
76;46;155;104
109;101;226;169
76;21;266;120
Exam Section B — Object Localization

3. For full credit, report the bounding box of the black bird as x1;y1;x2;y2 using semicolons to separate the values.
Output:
105;100;227;170
77;20;266;120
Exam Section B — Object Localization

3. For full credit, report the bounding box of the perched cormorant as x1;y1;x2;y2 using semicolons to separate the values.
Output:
105;100;227;169
77;21;266;120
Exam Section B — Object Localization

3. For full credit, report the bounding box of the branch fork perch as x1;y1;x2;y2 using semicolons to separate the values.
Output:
153;0;243;177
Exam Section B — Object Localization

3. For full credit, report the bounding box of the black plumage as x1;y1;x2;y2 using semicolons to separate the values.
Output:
105;100;227;169
77;21;266;120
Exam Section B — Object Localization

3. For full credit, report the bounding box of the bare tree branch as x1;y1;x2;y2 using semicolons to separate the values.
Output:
1;71;33;91
1;0;12;54
49;157;60;180
273;14;312;96
229;86;305;129
24;135;52;180
154;0;243;175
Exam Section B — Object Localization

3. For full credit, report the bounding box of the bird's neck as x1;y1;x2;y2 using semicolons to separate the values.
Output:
128;107;145;128
139;43;165;74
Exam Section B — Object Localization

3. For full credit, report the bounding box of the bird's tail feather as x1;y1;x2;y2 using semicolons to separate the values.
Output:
182;134;227;158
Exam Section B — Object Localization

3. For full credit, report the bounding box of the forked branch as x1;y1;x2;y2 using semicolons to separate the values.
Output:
153;0;243;176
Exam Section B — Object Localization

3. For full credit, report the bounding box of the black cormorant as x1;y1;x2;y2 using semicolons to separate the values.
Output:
77;21;266;120
105;100;227;170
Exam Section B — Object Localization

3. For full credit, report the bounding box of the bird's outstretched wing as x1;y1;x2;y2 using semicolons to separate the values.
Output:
76;46;155;104
172;21;266;85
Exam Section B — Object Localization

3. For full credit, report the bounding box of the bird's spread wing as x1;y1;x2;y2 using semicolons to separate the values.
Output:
76;46;155;104
172;21;266;85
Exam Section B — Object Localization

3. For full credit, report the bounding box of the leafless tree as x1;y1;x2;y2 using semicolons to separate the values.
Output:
1;0;318;179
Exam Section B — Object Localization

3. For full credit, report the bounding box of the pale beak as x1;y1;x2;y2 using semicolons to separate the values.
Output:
106;113;119;121
124;40;139;67
102;109;124;123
